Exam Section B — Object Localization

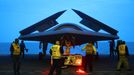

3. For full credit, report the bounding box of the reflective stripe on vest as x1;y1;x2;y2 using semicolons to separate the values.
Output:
119;44;126;55
51;45;61;59
12;43;20;55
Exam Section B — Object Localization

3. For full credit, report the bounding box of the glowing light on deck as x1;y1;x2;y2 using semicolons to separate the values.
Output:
76;69;85;73
75;59;82;66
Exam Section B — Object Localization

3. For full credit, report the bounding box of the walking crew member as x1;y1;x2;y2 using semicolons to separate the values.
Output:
10;38;21;75
82;42;96;72
116;41;130;71
48;41;63;75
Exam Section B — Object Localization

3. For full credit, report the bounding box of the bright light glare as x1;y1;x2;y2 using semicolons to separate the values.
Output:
75;59;82;65
76;69;85;73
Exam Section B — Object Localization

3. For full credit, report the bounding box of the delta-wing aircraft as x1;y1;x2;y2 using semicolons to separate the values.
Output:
19;9;119;45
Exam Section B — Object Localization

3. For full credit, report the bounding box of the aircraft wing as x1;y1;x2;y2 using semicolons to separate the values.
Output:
19;25;119;45
72;9;118;35
20;10;66;35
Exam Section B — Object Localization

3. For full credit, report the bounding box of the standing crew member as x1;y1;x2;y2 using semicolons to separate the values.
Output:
64;40;72;55
116;40;122;60
61;40;72;68
10;38;21;75
109;40;115;57
20;40;28;58
48;41;63;75
39;41;48;56
116;41;130;71
82;42;96;72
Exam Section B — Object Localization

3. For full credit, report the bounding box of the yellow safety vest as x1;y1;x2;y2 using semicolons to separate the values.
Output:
82;45;96;55
64;46;71;55
118;44;126;55
51;45;61;59
12;43;21;55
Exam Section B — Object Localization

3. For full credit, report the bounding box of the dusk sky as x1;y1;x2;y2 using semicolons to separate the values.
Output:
0;0;134;42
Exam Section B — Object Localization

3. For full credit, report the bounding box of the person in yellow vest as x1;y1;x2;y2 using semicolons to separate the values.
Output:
48;41;63;75
116;41;131;71
60;40;72;69
82;42;96;72
64;41;72;55
10;38;21;75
